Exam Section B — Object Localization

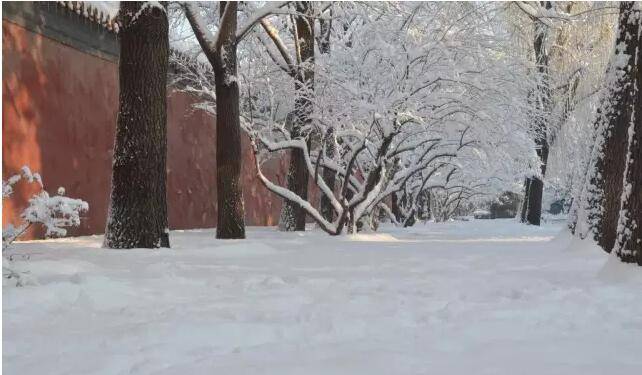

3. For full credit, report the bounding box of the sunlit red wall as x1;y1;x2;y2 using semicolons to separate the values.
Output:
2;19;292;239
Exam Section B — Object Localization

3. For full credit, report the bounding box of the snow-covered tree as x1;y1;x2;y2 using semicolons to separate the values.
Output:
242;2;539;234
563;1;642;266
569;2;639;252
172;1;288;239
508;1;617;226
258;1;318;232
611;3;641;265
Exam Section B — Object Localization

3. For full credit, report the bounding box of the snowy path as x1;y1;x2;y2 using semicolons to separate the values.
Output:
3;220;642;374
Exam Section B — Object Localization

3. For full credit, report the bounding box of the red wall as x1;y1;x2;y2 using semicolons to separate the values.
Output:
2;20;288;239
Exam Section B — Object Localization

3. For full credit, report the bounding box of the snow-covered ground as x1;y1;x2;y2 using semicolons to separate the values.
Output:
3;219;642;374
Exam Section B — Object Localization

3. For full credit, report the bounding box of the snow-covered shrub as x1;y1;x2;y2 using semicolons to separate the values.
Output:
236;2;539;234
3;166;89;286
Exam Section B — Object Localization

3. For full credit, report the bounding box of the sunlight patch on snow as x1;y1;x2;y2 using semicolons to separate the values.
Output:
346;233;405;242
15;235;103;248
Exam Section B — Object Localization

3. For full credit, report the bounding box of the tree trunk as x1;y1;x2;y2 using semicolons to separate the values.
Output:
279;2;315;231
522;1;552;226
104;2;169;249
614;100;642;264
593;2;638;252
213;2;245;239
320;128;337;222
613;4;641;264
391;191;402;222
318;13;336;223
520;178;531;222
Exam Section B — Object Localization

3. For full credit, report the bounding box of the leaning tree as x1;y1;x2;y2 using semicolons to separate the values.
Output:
612;3;641;265
584;2;640;254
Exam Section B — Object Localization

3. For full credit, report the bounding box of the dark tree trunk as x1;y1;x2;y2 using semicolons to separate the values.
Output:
317;11;331;55
212;3;245;239
182;2;246;239
522;1;552;226
525;174;546;225
614;99;642;264
417;189;430;221
520;177;531;222
391;192;402;222
320;128;337;222
318;13;336;223
593;2;638;252
104;2;169;249
525;129;549;226
403;212;416;228
613;4;641;264
279;2;315;231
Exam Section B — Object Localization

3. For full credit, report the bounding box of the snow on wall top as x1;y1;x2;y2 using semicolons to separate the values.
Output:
56;1;120;32
54;2;212;75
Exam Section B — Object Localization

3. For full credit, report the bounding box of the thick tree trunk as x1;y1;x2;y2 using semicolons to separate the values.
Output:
279;2;315;231
522;1;552;226
614;103;641;264
213;2;245;239
104;2;169;249
613;4;641;264
593;2;638;252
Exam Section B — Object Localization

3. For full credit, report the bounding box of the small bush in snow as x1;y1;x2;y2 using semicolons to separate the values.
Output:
2;166;89;286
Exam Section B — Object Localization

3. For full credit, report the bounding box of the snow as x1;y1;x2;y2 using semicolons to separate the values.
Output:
3;166;88;249
4;220;642;374
235;2;290;42
91;2;120;20
130;2;165;26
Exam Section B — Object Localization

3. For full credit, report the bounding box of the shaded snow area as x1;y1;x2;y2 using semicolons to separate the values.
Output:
3;220;642;374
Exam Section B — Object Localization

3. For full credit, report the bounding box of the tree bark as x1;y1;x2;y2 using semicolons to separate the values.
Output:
183;2;246;239
104;2;170;249
279;2;315;231
614;98;642;264
391;191;402;223
520;177;531;222
318;12;336;223
593;2;638;252
613;4;641;264
213;2;245;239
522;1;552;226
320;128;337;222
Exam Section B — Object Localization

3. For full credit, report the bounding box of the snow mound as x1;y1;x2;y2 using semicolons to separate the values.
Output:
598;253;642;283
